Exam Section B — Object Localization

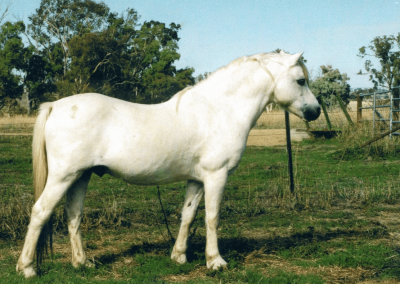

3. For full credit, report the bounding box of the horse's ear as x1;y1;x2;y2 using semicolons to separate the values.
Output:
280;50;285;54
285;52;303;67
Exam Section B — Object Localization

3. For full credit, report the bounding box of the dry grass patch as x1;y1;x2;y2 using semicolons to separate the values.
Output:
255;107;359;130
244;249;376;284
0;115;36;125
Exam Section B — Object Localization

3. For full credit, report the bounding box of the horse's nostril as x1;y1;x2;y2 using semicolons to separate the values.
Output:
304;106;321;121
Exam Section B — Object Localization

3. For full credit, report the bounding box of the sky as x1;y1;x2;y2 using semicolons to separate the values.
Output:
4;0;400;89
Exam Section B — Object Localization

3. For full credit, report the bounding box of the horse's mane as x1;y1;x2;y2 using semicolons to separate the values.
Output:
173;52;310;112
204;52;310;84
174;86;193;112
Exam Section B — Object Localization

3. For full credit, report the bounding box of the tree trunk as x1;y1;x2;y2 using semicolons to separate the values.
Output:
27;92;31;115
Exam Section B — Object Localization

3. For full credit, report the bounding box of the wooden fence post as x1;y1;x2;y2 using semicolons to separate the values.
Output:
357;94;362;124
319;96;332;130
335;94;353;125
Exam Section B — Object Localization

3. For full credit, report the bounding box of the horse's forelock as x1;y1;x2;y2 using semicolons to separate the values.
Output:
298;60;310;85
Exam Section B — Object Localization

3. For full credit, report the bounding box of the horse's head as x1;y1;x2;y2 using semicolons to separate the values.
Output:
263;52;321;122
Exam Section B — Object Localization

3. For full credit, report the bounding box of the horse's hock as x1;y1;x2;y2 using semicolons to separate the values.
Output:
247;129;312;146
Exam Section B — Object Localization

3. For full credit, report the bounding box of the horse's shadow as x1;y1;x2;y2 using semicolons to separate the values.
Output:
95;227;387;266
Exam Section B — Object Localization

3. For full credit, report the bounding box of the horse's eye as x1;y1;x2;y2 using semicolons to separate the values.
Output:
297;79;306;86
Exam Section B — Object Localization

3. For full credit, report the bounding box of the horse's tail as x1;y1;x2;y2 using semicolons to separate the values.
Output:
32;102;53;274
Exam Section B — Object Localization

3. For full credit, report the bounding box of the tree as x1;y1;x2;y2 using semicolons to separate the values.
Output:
0;21;26;110
23;47;57;112
195;72;211;83
0;1;196;113
0;20;57;113
132;21;194;103
310;65;351;107
358;35;400;89
27;0;111;78
350;87;375;100
67;18;195;103
66;8;138;98
358;34;400;117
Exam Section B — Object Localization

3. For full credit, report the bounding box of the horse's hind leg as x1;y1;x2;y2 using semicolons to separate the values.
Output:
64;170;91;268
171;180;204;264
17;173;81;278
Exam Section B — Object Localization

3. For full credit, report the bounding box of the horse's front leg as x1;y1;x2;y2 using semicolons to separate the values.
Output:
204;170;228;269
171;180;204;264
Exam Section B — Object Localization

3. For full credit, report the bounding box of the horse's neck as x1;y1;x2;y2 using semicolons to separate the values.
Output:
194;68;274;134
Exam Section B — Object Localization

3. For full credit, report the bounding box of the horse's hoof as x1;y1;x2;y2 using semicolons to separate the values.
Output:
85;259;95;268
207;255;227;270
16;264;36;278
171;251;187;264
72;258;95;269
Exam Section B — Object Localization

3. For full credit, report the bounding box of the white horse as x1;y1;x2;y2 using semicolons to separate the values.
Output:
17;51;320;278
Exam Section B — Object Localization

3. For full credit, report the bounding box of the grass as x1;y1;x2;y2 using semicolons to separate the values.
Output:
1;122;400;283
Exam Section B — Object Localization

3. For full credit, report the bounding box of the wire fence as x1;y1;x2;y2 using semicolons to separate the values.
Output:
358;87;400;138
256;108;358;130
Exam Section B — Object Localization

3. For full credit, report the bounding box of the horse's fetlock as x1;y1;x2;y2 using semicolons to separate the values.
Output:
16;262;36;278
171;249;187;264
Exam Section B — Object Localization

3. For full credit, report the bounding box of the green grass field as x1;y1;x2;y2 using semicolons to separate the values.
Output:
1;131;400;283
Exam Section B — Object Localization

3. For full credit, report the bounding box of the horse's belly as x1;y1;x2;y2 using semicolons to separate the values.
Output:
103;148;199;185
108;161;195;185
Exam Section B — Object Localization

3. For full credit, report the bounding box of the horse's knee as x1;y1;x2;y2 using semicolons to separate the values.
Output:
30;203;51;227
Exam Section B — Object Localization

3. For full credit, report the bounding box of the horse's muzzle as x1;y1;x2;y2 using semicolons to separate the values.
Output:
303;105;321;121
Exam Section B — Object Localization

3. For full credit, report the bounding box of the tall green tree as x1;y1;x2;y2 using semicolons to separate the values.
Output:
23;46;57;112
136;21;194;103
310;65;351;107
0;21;26;110
358;34;400;117
67;18;194;103
27;0;111;78
66;8;138;97
0;20;58;113
26;0;195;104
358;35;400;89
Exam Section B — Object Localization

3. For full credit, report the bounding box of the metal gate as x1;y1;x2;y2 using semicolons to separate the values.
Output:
358;86;400;138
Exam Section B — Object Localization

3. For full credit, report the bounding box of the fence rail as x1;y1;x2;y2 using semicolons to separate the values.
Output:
357;86;400;138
